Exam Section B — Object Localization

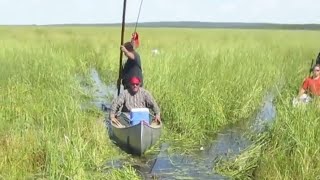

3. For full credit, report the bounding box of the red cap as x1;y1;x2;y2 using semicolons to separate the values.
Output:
130;77;140;84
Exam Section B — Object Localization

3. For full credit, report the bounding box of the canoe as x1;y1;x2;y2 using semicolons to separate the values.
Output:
108;119;162;156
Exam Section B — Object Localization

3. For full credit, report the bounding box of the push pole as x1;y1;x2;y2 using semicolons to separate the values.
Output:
117;0;127;96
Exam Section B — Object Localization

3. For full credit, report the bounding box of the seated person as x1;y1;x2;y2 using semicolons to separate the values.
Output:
109;76;161;127
296;64;320;103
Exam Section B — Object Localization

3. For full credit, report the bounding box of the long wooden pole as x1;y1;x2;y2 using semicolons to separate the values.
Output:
117;0;127;96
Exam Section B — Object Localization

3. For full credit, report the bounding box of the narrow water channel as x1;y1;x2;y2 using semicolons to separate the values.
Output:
81;68;277;179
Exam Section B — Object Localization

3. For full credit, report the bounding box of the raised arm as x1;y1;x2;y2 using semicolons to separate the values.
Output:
120;45;135;60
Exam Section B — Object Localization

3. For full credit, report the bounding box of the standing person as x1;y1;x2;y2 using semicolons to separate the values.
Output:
109;76;161;127
121;42;143;89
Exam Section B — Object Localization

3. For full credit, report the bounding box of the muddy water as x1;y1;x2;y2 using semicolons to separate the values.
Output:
79;68;117;111
81;68;277;179
87;68;117;111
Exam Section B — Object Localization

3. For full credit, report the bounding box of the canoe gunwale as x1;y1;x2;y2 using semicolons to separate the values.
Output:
108;119;162;155
110;120;162;129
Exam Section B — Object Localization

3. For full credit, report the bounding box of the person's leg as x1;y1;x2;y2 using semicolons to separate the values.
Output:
122;78;129;90
140;76;144;87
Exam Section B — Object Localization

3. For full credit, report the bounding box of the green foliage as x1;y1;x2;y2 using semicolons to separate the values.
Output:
210;30;320;179
0;27;127;179
0;26;319;179
253;73;320;179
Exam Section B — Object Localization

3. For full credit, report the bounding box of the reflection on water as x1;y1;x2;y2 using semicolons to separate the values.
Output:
79;68;117;111
143;124;251;179
80;68;278;179
144;91;275;179
251;93;276;133
88;68;117;110
148;143;230;179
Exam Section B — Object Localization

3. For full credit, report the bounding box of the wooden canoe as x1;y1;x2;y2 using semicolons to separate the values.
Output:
108;120;162;156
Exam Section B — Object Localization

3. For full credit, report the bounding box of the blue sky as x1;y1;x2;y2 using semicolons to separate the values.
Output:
0;0;319;25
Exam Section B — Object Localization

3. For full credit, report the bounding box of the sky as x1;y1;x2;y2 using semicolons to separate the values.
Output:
0;0;319;25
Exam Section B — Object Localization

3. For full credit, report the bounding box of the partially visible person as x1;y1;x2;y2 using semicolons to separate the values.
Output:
295;64;320;105
121;42;143;89
298;64;320;97
110;76;160;127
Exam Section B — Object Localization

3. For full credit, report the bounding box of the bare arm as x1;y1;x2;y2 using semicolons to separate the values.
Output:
121;46;135;60
298;78;309;97
298;87;306;97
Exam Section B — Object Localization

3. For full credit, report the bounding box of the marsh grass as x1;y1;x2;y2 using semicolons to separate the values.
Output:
215;132;269;180
0;26;319;178
253;72;320;179
143;33;286;144
213;36;320;179
0;27;129;179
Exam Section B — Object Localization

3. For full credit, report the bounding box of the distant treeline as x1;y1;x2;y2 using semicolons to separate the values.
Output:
112;21;320;30
14;21;320;30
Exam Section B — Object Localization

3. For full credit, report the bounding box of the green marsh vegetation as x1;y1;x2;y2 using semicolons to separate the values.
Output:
252;51;320;179
214;31;320;179
0;26;319;179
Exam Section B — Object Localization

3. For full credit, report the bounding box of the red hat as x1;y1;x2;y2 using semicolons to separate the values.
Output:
130;77;140;84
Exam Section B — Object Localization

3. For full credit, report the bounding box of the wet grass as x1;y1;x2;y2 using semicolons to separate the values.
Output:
0;26;319;178
252;67;320;179
213;32;320;179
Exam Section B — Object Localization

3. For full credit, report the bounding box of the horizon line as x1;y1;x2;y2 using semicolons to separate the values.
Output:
1;21;320;26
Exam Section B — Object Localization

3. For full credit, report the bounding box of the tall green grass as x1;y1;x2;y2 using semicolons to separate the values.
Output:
0;27;137;179
0;26;319;178
141;29;306;143
253;60;320;179
210;31;320;179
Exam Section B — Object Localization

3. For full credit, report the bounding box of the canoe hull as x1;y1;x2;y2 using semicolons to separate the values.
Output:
108;120;162;155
